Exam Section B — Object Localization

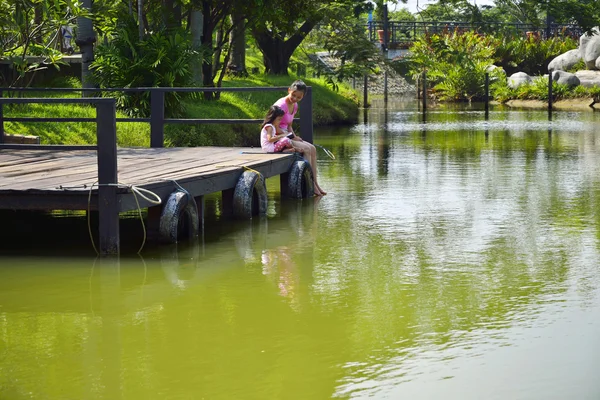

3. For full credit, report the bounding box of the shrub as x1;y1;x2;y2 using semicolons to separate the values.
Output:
91;12;202;117
494;34;578;76
407;30;502;101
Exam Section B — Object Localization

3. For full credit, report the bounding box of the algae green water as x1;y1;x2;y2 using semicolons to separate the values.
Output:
1;102;600;399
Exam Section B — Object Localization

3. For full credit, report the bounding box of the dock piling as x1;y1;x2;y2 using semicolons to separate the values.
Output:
96;100;120;255
299;86;314;143
150;89;165;148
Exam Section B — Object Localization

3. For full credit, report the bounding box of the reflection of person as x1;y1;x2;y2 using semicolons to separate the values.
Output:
261;246;300;310
274;80;327;196
260;105;301;154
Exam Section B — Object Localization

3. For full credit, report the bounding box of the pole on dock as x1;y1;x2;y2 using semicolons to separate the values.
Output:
300;86;314;143
150;89;165;148
548;71;553;120
363;74;368;108
484;73;489;120
96;100;120;255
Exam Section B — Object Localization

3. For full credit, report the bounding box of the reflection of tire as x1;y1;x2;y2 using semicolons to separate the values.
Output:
287;159;314;199
233;217;268;264
159;191;200;243
233;170;267;219
160;240;202;289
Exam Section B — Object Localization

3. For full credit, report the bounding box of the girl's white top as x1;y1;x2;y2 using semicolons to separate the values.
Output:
261;123;277;153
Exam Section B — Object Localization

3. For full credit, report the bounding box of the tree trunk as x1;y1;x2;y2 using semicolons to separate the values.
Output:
212;28;223;78
190;8;203;85
201;1;214;98
138;0;144;41
34;6;42;44
76;0;96;94
252;20;317;75
227;12;246;74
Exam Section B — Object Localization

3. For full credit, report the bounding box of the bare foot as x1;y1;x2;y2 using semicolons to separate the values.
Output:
313;186;323;196
316;184;327;195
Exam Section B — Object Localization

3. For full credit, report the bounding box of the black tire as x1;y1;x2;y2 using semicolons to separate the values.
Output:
159;191;200;243
233;170;268;219
287;159;314;199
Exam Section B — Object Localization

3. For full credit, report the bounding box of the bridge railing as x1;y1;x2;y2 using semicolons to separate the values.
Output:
366;21;583;46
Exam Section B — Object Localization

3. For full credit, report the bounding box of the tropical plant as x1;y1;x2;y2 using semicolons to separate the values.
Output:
404;30;503;101
91;13;202;117
493;34;578;76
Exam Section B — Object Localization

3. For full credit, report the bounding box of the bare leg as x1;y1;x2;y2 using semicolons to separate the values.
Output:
305;142;327;195
291;141;323;196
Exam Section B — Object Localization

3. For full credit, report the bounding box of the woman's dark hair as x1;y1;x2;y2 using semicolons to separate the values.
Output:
289;80;307;94
262;105;285;128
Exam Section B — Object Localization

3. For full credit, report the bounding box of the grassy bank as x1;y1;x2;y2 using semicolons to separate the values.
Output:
493;76;600;104
3;76;359;147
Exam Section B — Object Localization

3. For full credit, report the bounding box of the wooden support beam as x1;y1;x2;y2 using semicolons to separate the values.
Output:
96;100;120;255
299;86;314;143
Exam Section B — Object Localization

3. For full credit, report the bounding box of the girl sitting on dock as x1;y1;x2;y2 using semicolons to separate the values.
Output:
260;105;302;154
274;80;326;196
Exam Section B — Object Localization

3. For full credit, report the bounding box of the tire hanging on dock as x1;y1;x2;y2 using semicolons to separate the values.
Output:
159;190;200;243
233;170;268;218
287;159;314;199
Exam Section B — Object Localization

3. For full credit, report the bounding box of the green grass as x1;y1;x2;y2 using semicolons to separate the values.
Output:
3;73;359;147
167;74;358;147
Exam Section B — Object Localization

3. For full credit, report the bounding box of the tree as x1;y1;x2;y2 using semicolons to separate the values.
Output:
0;0;83;86
251;0;378;75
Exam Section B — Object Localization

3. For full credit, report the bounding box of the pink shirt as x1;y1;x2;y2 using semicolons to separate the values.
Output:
274;97;297;132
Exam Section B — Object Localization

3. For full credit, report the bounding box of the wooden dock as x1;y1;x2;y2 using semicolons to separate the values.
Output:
0;91;317;255
0;147;300;253
0;147;292;208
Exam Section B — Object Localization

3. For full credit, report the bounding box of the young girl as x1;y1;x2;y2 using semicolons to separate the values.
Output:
260;105;300;154
274;80;327;195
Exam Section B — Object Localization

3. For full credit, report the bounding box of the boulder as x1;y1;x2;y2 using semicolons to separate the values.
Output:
548;49;582;72
551;70;580;87
583;34;600;69
579;28;600;58
574;70;600;88
508;72;532;89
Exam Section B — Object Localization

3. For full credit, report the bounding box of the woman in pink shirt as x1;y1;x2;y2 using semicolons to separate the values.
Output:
274;80;326;196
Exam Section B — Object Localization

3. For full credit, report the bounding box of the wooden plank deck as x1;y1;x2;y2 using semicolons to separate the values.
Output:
0;147;295;212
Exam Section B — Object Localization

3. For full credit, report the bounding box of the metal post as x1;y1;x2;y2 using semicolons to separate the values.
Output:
363;74;368;108
383;5;389;52
299;86;314;143
384;70;388;104
548;72;553;120
422;71;427;111
96;100;120;255
0;89;3;144
150;89;165;148
484;73;489;120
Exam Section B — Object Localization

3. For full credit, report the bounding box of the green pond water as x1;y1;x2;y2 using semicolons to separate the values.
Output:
1;102;600;399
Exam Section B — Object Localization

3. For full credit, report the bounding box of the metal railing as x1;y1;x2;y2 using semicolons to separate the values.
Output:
0;86;315;147
366;21;582;47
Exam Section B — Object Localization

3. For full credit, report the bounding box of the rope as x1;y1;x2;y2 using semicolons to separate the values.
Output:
85;181;162;255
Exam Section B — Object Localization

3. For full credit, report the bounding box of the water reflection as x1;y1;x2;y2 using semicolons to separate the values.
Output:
1;103;600;399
